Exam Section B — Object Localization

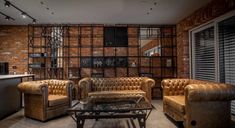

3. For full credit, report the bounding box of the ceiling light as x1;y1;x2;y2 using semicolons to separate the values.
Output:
32;19;36;24
0;11;15;21
21;12;27;18
3;0;37;23
4;1;10;7
5;16;10;20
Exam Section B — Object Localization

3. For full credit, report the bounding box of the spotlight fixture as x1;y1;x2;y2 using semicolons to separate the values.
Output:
145;1;157;15
32;19;36;24
21;12;27;18
40;1;55;16
5;16;10;20
4;1;10;7
3;0;37;23
0;11;15;21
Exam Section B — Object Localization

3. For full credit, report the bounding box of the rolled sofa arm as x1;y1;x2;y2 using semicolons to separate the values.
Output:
185;84;235;101
18;81;47;95
142;77;155;88
78;78;92;99
161;79;189;96
142;77;155;101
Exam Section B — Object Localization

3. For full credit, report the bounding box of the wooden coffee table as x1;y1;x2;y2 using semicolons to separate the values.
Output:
67;96;152;128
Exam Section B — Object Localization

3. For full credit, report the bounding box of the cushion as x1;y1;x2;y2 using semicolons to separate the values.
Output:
88;90;146;98
164;96;185;113
48;95;68;107
91;78;142;91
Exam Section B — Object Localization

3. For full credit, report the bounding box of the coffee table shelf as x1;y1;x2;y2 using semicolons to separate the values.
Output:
67;96;152;128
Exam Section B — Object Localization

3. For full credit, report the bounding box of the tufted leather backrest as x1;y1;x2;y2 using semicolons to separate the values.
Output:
90;77;143;91
189;79;217;85
41;80;70;96
161;79;190;96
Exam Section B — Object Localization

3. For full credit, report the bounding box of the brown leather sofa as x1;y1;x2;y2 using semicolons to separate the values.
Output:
78;77;155;102
162;79;235;128
18;79;74;121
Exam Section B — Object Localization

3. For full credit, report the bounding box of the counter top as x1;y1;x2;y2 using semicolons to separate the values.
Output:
0;74;34;80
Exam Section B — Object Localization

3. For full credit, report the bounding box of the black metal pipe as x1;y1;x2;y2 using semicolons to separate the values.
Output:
4;0;36;21
0;11;15;20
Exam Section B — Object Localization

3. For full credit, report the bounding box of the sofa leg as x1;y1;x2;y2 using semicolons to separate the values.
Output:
138;117;146;128
76;117;85;128
177;121;184;128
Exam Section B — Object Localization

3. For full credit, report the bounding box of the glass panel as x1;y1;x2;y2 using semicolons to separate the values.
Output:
68;96;152;112
218;16;235;114
194;26;215;81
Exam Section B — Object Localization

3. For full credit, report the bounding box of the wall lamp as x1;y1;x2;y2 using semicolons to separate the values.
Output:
0;11;15;21
4;0;37;23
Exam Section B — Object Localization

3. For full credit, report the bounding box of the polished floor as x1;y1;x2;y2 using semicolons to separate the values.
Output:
0;100;178;128
0;100;234;128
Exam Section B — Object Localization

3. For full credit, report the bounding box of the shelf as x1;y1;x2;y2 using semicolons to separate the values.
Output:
29;45;49;48
68;77;80;79
66;36;81;38
90;67;103;69
161;45;177;48
29;67;64;69
68;67;80;69
29;67;44;69
29;56;81;58
140;66;176;68
128;67;138;68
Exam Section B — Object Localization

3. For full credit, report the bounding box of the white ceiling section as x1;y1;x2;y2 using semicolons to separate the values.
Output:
0;0;211;25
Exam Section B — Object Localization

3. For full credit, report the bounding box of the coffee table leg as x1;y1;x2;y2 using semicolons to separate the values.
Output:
76;117;85;128
138;117;146;128
95;112;100;121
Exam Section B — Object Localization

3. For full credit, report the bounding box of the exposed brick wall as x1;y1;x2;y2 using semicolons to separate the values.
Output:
0;26;28;74
1;25;174;80
176;0;235;78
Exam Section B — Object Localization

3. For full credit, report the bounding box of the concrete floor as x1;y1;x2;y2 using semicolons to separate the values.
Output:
0;100;234;128
0;100;178;128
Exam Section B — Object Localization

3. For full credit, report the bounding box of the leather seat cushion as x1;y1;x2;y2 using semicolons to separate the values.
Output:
88;90;146;98
48;95;68;107
164;96;185;113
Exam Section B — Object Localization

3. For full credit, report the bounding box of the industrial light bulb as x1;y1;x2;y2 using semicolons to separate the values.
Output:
33;19;36;24
4;1;10;7
21;12;27;18
5;16;10;20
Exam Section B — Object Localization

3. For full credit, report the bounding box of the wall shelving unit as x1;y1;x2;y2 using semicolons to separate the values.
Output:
28;24;176;99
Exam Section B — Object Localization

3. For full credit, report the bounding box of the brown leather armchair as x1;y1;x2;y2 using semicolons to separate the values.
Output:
162;79;235;128
78;77;155;102
18;79;74;121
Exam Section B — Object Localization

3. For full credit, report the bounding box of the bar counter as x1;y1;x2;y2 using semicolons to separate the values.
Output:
0;74;34;120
